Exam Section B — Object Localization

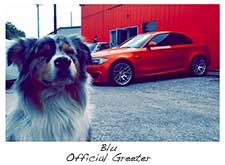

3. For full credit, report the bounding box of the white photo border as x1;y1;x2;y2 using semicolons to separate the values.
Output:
0;0;224;165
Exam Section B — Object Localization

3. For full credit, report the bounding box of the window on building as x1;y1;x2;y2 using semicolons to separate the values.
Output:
142;21;157;33
110;30;117;47
118;29;128;45
110;26;138;47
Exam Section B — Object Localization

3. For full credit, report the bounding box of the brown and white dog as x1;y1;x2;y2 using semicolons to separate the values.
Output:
6;35;92;141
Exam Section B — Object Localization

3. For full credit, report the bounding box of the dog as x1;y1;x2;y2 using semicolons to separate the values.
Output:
6;35;92;141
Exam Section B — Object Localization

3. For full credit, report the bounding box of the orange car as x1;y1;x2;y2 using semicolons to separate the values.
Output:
87;31;211;86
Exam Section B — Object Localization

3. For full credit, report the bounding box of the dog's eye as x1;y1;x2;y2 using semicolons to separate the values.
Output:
38;44;50;55
61;43;75;55
37;41;56;58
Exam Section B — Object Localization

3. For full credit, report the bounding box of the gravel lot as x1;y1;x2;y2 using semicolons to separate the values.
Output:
6;75;219;141
89;75;219;141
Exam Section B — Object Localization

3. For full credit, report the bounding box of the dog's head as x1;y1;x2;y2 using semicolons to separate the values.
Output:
7;35;91;88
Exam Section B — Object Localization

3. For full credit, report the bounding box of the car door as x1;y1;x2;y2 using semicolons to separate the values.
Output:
136;33;174;75
166;33;193;69
136;33;190;75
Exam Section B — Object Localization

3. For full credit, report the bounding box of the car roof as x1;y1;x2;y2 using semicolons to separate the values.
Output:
145;31;186;36
86;42;109;44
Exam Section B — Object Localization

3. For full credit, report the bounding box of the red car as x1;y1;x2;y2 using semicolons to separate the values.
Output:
87;31;211;86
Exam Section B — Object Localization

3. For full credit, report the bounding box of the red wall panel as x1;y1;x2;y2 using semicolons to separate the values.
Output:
81;4;219;70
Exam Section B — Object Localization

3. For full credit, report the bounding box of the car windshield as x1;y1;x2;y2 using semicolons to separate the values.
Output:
87;43;97;52
120;33;151;48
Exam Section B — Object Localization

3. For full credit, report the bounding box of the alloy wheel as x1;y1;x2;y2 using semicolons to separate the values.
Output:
112;62;133;86
192;57;207;76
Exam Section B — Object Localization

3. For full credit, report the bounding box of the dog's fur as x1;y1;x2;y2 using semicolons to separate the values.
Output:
6;35;92;141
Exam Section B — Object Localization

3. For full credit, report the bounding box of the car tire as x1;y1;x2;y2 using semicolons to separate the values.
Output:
191;56;207;76
110;61;134;86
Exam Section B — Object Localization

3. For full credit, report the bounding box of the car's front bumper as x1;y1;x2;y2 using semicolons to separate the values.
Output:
87;64;110;83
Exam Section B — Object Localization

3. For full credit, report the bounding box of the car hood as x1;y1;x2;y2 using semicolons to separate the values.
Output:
91;47;137;57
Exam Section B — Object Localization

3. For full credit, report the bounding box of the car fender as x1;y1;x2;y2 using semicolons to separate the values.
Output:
108;54;136;78
186;44;211;68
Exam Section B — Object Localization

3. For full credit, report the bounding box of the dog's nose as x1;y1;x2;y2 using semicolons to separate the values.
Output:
54;57;71;69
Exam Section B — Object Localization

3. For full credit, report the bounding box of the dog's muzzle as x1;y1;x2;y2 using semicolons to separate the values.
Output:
54;57;71;70
41;54;78;86
52;56;75;85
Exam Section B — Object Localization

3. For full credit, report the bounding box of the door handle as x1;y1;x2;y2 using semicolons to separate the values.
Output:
135;55;141;60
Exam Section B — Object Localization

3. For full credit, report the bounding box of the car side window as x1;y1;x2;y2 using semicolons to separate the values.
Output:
100;44;110;50
95;44;101;51
150;33;192;46
150;33;170;46
169;33;193;45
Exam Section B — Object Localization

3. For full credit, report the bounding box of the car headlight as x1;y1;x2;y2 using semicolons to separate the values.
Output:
92;58;108;65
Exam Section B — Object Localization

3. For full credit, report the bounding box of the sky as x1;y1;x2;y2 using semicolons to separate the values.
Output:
5;3;81;38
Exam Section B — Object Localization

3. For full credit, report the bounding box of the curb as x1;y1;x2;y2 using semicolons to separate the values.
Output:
207;71;219;77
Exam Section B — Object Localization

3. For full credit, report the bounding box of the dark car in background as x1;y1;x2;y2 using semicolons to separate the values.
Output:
87;42;110;53
6;65;19;89
6;40;19;89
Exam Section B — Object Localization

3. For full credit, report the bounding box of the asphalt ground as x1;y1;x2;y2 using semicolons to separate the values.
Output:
89;74;219;141
6;74;219;141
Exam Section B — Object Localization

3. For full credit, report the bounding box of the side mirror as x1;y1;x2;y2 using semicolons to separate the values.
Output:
148;41;157;47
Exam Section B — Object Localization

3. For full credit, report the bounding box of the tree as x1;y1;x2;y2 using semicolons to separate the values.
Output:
6;22;26;40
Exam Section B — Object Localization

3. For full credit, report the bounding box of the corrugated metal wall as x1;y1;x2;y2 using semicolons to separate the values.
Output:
81;4;219;70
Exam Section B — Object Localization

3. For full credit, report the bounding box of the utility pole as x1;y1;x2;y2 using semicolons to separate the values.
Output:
36;4;40;38
70;11;73;26
53;4;57;34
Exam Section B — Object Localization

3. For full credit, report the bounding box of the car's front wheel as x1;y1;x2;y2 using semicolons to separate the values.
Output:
110;61;133;86
191;56;207;76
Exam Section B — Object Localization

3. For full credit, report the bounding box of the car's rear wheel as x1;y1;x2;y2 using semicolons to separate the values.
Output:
191;56;207;76
110;61;133;86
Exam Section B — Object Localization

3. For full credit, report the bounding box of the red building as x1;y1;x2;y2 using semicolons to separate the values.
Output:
81;4;219;70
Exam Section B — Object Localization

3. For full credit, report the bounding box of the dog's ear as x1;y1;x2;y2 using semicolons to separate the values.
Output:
68;35;92;65
7;38;37;68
